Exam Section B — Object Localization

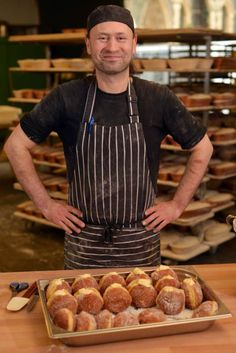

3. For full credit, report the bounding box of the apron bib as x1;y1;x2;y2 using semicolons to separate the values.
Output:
64;78;160;268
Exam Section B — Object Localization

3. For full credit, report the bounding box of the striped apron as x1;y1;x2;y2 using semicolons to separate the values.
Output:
64;78;160;269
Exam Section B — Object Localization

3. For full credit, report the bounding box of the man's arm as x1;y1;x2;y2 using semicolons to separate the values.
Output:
143;133;213;232
4;125;85;233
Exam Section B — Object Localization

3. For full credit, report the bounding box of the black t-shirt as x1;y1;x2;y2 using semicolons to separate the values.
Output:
20;76;206;194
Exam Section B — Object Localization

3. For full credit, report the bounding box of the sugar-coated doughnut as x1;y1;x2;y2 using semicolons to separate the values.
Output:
46;278;71;300
193;300;219;318
74;287;104;315
126;267;151;285
151;265;179;285
113;310;139;327
181;277;203;309
75;311;97;331
47;289;78;318
95;309;114;329
71;274;99;293
154;275;180;294
103;283;132;313
99;272;126;294
156;286;185;315
127;279;157;308
138;308;166;324
53;308;76;331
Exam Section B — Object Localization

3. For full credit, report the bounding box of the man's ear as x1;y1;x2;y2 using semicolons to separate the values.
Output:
132;33;137;55
85;36;91;55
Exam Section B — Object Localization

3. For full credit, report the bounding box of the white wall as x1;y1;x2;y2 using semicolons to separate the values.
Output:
0;0;39;25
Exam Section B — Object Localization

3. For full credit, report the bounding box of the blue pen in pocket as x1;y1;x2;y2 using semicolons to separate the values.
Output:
87;116;95;134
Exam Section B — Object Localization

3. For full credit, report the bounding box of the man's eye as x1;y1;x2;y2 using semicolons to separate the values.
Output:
118;37;126;41
98;36;107;41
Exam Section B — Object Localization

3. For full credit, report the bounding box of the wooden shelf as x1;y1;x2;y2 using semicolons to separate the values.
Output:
33;159;66;169
13;182;67;200
9;67;93;73
207;172;236;180
172;211;215;226
9;28;236;45
212;201;235;213
157;175;209;187
8;97;40;104
14;211;61;229
162;243;210;261
9;66;236;74
212;139;236;146
204;232;235;247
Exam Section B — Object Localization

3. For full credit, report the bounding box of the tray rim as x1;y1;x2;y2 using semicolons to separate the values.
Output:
37;265;232;342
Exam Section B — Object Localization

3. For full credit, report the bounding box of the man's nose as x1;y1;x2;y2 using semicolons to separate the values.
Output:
106;38;118;50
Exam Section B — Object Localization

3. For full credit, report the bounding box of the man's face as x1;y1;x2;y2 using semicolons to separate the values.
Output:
86;21;137;75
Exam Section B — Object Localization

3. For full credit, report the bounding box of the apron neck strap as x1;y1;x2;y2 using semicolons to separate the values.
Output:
128;79;139;123
82;77;139;123
82;77;97;123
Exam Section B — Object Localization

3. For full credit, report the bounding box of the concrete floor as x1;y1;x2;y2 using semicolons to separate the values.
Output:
0;161;236;273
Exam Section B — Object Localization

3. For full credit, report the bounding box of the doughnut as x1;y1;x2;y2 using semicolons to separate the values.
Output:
154;275;180;294
156;286;185;315
75;311;97;331
99;272;126;294
74;287;104;315
95;309;114;329
151;265;179;285
181;277;203;309
71;274;99;293
113;310;139;327
127;279;157;308
126;267;151;285
138;308;166;324
53;308;76;331
47;289;78;318
103;283;132;313
46;278;71;300
193;300;219;318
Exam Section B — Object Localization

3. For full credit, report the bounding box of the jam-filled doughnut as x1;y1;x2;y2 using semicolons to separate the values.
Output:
151;265;179;285
53;308;76;331
99;272;126;294
113;310;139;327
47;289;78;318
127;279;157;308
193;300;219;318
71;274;99;293
156;286;185;315
95;309;114;329
154;275;180;294
46;278;71;300
181;277;203;309
75;311;97;331
74;287;104;315
126;267;151;285
138;308;166;324
103;283;132;313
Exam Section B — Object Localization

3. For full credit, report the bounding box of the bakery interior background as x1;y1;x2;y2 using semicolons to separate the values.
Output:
0;0;236;272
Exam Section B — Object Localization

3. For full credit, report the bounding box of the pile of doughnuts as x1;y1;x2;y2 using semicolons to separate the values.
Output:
45;266;218;333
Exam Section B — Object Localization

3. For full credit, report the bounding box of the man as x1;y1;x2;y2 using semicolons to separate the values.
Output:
4;5;213;269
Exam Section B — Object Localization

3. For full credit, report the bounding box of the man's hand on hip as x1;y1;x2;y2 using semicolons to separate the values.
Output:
42;199;85;234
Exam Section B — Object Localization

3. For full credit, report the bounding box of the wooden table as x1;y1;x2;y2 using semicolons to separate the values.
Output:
0;264;235;353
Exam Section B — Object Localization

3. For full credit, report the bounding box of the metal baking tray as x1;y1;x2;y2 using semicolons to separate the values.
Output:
37;266;232;347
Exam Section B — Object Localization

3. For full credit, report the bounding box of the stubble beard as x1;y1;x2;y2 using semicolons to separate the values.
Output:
93;58;131;75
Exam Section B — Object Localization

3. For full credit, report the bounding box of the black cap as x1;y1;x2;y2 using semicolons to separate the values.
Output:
87;5;135;33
